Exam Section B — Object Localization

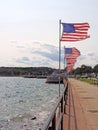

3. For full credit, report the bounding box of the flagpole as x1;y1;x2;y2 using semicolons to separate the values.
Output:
64;46;65;70
59;19;61;97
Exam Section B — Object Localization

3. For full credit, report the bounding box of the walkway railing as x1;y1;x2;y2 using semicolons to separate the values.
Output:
41;80;68;130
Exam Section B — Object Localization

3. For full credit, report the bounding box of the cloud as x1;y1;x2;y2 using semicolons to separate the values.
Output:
76;52;98;68
87;53;95;56
78;55;86;60
16;57;31;65
16;45;26;49
33;49;59;61
10;40;18;44
31;43;64;62
14;42;65;68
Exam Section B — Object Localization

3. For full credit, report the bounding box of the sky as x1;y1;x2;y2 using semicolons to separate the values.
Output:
0;0;98;69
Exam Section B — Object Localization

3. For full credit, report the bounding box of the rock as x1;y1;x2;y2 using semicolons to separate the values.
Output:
31;117;36;120
24;124;27;127
19;100;24;103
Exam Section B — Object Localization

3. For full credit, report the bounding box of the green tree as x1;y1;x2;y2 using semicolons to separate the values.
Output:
93;64;98;75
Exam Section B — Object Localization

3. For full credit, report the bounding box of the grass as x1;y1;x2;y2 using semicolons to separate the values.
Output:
76;77;98;85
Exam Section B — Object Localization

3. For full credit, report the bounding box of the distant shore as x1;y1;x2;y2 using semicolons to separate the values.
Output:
0;66;58;77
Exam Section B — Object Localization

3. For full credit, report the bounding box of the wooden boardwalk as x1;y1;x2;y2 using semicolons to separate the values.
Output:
63;78;98;130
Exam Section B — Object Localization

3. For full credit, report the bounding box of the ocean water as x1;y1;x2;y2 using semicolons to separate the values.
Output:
0;77;64;130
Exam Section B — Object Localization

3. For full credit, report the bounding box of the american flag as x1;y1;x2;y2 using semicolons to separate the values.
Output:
65;47;80;59
65;47;81;73
61;22;90;42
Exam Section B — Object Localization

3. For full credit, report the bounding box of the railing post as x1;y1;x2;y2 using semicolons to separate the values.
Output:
61;97;63;130
64;83;68;114
64;95;66;114
52;113;56;130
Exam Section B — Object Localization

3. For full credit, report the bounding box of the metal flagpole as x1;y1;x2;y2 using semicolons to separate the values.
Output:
59;19;61;97
64;46;65;70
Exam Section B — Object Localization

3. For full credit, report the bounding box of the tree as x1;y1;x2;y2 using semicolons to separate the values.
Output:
93;64;98;75
80;64;92;74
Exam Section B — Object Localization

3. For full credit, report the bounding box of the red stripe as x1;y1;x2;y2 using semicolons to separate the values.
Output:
67;61;76;64
62;36;87;39
75;28;89;31
73;22;89;25
75;25;90;29
61;36;89;42
61;36;88;40
75;25;90;27
67;63;75;65
66;56;78;58
73;31;88;34
66;59;76;62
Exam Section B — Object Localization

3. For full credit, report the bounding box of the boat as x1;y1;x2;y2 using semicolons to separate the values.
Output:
46;71;65;83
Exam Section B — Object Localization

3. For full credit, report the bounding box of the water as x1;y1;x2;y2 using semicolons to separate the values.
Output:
0;77;64;130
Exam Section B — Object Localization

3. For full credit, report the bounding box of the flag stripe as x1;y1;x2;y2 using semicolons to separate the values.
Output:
61;36;89;42
73;22;89;25
66;58;76;64
65;54;80;58
62;33;87;37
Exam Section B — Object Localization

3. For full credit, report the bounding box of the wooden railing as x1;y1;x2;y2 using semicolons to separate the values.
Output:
41;80;68;130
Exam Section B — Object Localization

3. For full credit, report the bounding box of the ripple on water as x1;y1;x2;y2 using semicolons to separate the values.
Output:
0;77;64;130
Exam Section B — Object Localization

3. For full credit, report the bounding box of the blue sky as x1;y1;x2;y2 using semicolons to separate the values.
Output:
0;0;98;69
